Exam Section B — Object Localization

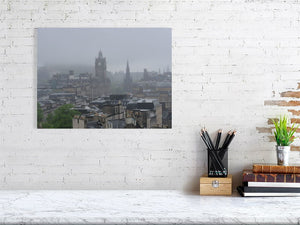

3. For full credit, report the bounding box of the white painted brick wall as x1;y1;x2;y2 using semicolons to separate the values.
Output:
1;0;300;190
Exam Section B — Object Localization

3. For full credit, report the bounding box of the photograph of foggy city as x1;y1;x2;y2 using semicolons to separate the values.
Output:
37;28;172;129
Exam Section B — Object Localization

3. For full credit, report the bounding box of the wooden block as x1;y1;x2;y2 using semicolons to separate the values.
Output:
200;175;232;196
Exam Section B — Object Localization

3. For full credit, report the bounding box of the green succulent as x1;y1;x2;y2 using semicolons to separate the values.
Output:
273;115;298;146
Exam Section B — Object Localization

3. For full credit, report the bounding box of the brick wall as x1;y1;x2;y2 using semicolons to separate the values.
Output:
258;83;300;151
1;0;300;190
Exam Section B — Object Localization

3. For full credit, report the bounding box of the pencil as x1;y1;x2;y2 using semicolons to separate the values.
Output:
215;129;222;150
204;128;215;151
200;132;220;174
224;130;236;149
221;131;231;149
200;131;211;149
219;131;236;160
202;129;214;150
200;131;225;175
200;128;229;177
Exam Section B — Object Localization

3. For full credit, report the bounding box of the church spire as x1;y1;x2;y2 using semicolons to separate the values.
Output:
126;60;130;75
123;60;132;92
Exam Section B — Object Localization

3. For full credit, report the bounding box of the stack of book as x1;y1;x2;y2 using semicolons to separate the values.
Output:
237;164;300;197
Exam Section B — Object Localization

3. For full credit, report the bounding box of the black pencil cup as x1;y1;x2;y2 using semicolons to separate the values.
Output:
207;148;228;177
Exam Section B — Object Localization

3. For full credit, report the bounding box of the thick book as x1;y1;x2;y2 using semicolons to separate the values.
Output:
243;170;300;183
243;186;300;193
244;181;300;188
237;186;300;197
253;164;300;174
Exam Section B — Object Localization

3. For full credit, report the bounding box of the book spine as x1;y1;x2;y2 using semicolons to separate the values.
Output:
243;172;300;183
253;164;300;174
243;186;300;193
244;181;300;188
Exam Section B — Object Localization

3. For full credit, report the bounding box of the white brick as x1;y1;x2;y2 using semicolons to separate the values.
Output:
1;0;300;190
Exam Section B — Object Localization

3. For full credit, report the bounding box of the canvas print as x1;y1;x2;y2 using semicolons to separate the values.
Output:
37;28;172;129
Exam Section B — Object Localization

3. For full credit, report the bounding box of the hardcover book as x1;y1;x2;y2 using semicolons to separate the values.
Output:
243;186;300;193
253;164;300;174
243;170;300;183
244;181;300;188
237;186;300;197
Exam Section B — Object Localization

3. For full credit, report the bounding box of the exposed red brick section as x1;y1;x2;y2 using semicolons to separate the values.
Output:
257;126;300;133
281;91;300;98
256;127;272;133
260;84;300;151
291;118;300;124
289;127;300;132
291;146;300;151
264;100;300;106
268;136;299;144
288;109;300;116
267;118;277;125
291;145;300;151
268;136;275;142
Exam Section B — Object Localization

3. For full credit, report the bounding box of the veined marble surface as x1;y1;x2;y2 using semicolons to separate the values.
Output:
0;190;299;224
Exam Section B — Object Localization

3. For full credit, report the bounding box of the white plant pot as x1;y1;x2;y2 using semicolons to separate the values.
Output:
276;146;290;166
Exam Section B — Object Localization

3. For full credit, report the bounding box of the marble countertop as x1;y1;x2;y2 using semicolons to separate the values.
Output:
0;190;299;224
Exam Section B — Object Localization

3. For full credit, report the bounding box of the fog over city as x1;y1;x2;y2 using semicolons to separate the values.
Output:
37;28;172;129
37;28;172;72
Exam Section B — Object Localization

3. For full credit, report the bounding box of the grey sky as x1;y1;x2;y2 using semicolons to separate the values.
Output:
37;28;172;73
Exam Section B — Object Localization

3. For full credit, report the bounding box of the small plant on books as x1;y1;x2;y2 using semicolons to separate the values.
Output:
272;115;299;166
273;115;298;146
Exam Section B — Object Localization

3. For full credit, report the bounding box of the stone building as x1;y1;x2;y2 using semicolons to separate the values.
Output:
125;99;162;128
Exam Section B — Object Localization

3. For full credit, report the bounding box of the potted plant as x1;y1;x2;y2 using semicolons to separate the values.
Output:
273;115;298;166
